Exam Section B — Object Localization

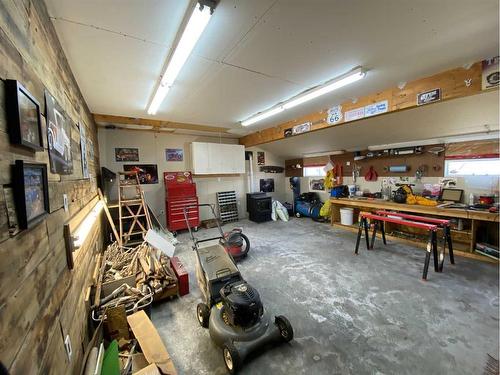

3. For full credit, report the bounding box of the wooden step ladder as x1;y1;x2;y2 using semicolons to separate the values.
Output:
118;171;152;248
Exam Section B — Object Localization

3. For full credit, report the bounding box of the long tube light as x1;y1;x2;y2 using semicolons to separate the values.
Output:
367;130;499;151
241;67;365;126
73;200;104;248
147;2;214;115
303;150;345;157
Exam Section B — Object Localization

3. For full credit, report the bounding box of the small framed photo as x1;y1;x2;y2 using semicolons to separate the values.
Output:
5;80;43;151
13;160;50;229
166;148;183;162
115;147;139;162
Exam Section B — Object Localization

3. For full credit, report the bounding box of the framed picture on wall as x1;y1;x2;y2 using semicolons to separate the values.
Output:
79;123;89;178
166;148;183;161
115;147;139;161
309;178;325;191
45;90;74;175
257;151;265;165
12;160;50;229
124;164;158;184
260;178;274;192
5;80;44;151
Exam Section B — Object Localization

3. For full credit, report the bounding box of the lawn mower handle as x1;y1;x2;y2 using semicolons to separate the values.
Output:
183;204;225;249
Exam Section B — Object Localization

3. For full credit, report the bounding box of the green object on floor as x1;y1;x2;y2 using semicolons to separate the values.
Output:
101;340;120;375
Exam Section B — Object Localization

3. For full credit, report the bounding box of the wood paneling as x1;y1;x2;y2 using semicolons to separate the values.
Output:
445;139;499;158
0;1;102;373
239;61;492;147
94;113;231;134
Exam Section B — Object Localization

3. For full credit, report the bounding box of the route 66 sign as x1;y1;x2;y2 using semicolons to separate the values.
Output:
327;105;342;124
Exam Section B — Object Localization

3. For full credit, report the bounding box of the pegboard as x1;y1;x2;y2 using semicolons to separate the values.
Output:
330;145;445;178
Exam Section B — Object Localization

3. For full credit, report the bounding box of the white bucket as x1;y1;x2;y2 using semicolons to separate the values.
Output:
340;208;354;226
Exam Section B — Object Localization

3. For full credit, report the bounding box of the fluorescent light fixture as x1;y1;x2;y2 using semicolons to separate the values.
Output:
73;201;104;248
147;2;214;115
241;67;366;126
283;69;365;110
241;106;284;126
303;150;345;157
367;130;499;151
122;124;154;130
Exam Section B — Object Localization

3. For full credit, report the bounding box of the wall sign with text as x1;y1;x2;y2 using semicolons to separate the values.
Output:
326;105;343;124
365;100;389;117
292;122;311;135
417;88;441;106
344;107;365;122
482;56;499;90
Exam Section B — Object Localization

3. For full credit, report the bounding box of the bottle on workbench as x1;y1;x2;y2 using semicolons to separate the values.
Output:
469;193;475;205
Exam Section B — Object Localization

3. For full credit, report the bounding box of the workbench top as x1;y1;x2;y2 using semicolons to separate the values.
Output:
330;197;499;222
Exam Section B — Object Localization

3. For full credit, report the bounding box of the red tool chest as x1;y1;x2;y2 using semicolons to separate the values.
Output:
170;256;189;296
164;171;200;232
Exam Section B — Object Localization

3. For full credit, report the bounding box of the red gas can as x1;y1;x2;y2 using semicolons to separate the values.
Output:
170;256;189;296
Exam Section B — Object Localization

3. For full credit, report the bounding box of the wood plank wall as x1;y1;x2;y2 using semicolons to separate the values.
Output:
0;1;102;374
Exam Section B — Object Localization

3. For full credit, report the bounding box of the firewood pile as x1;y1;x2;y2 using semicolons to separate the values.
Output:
134;242;178;296
100;241;178;305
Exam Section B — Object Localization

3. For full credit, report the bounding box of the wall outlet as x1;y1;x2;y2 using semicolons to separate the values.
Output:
63;194;69;212
346;161;351;166
64;334;72;360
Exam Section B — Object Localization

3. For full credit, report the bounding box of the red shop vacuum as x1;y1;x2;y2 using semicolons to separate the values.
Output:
185;204;250;260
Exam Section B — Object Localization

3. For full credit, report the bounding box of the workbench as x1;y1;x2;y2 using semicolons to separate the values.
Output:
330;197;499;262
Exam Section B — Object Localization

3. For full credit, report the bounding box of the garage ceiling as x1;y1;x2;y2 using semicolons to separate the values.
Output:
45;0;499;133
258;91;500;158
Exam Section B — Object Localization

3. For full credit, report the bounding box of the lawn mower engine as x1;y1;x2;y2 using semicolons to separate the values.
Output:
220;281;263;328
208;280;293;374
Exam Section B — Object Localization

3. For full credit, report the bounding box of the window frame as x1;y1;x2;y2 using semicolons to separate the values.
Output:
444;158;500;177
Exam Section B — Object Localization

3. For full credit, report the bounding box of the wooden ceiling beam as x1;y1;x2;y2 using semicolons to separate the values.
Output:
93;113;230;133
239;59;496;148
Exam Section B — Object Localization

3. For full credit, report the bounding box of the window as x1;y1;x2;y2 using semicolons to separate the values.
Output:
445;158;500;176
303;166;326;177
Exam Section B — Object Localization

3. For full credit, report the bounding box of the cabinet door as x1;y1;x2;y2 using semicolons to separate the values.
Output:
191;142;210;174
218;144;235;173
207;143;221;174
232;145;245;173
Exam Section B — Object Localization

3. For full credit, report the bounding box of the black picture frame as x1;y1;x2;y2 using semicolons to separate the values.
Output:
5;80;44;151
45;89;74;175
12;160;50;229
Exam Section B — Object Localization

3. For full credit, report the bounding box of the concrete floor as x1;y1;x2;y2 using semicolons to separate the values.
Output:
152;218;499;375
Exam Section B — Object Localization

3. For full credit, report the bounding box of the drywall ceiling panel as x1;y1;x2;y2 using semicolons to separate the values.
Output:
46;0;188;45
49;20;167;114
259;91;499;159
192;0;278;62
159;60;300;126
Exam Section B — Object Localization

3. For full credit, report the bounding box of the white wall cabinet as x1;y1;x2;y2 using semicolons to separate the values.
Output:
191;142;245;174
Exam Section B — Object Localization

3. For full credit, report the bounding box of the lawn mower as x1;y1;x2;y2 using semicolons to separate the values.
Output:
183;204;294;374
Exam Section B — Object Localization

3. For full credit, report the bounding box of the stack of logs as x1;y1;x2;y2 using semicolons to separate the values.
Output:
103;242;178;299
93;241;178;321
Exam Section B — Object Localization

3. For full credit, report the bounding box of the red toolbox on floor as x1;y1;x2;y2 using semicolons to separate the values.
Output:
164;172;200;232
170;256;189;296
